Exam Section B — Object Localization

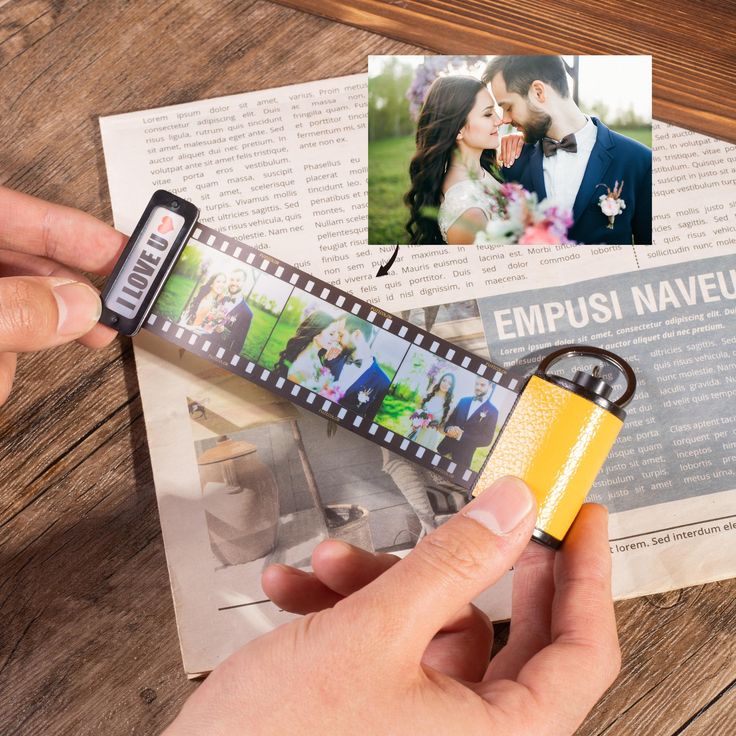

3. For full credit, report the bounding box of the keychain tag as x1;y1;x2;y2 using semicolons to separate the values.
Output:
100;190;199;335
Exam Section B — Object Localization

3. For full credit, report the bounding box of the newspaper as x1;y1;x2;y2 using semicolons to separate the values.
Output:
100;73;736;676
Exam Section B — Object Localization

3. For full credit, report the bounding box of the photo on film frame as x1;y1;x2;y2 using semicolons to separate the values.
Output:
147;222;521;491
181;295;515;587
368;54;652;247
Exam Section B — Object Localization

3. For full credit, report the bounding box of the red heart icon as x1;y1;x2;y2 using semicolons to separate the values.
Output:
157;216;174;234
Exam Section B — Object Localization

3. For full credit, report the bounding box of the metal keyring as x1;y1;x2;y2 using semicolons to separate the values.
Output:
537;345;637;408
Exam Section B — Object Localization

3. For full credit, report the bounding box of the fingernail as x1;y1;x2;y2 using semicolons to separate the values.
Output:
317;538;359;561
52;280;102;336
464;476;534;535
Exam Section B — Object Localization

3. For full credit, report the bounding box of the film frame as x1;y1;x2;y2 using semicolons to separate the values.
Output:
144;221;521;491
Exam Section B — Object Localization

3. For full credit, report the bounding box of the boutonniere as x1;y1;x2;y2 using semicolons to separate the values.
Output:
479;411;487;419
357;389;372;405
597;180;626;229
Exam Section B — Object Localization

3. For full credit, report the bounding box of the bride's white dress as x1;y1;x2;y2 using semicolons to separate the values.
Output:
437;177;497;243
412;394;449;452
287;343;327;392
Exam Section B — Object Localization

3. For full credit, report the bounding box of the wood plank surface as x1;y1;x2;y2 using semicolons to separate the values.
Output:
0;1;734;735
274;0;736;145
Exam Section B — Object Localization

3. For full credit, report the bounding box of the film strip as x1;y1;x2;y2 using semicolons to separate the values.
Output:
145;223;519;490
141;220;521;492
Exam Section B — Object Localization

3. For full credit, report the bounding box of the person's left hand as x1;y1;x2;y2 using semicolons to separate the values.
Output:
0;186;125;404
498;133;525;168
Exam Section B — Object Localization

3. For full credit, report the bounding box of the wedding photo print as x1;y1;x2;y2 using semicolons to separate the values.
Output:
373;345;518;473
368;55;652;246
258;289;410;416
152;241;294;360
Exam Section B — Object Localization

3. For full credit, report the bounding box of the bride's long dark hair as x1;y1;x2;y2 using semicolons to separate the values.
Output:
274;310;335;377
183;272;225;323
404;75;499;245
421;372;456;426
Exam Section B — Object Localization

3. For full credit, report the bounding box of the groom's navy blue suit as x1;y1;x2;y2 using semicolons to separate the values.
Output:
437;396;498;469
503;118;652;245
324;351;390;417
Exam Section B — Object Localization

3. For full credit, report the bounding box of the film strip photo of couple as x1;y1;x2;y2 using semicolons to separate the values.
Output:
153;240;517;475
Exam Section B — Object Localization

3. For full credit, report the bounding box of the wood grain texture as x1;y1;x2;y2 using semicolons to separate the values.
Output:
0;1;734;735
274;0;736;145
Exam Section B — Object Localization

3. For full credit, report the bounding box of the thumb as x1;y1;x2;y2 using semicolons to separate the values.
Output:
343;476;536;654
0;276;101;352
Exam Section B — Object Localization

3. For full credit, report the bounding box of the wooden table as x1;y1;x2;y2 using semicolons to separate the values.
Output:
0;2;733;734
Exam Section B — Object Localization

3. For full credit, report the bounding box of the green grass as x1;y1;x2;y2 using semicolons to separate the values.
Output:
241;307;279;361
374;394;414;436
378;361;398;383
369;135;414;245
258;318;297;371
153;274;195;321
374;394;491;473
152;274;279;360
617;126;652;147
368;126;653;245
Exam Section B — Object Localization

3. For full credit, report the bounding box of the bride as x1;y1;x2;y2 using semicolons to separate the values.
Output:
182;272;227;329
404;75;523;245
273;311;342;393
409;372;456;452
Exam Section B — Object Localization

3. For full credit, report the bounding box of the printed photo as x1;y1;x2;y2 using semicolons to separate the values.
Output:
374;345;518;473
259;289;409;416
369;55;652;246
152;241;293;360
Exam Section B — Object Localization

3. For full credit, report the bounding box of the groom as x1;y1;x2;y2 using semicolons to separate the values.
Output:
437;377;498;469
324;315;390;417
484;55;652;245
208;268;253;355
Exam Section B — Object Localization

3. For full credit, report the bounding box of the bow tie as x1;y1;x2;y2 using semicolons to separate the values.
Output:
542;133;577;157
345;356;363;368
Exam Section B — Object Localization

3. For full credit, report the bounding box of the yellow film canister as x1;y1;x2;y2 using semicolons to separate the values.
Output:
474;346;636;549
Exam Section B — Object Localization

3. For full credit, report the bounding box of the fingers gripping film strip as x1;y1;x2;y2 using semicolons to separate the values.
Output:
100;201;524;493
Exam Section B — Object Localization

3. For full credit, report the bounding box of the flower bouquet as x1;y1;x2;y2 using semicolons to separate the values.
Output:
315;365;345;403
474;183;575;245
408;409;434;440
196;301;234;334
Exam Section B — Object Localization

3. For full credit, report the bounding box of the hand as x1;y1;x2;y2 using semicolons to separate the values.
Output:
445;425;460;439
164;478;620;735
324;346;342;361
0;187;125;404
498;133;525;168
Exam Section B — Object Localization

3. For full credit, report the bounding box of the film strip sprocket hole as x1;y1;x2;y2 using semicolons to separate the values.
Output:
145;220;521;492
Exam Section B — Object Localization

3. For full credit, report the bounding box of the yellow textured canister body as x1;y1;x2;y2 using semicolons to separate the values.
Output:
474;375;623;543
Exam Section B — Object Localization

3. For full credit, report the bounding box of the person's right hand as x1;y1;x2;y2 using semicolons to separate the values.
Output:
166;478;621;736
263;500;621;736
0;186;125;404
